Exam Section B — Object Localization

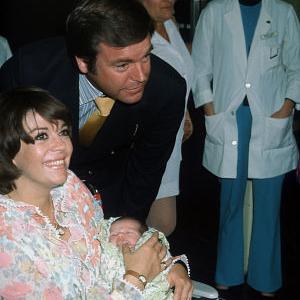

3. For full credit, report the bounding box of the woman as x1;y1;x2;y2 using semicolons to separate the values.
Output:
141;0;194;236
0;87;182;299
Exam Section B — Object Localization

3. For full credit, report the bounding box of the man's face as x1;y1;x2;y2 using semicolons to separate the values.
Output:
76;35;152;104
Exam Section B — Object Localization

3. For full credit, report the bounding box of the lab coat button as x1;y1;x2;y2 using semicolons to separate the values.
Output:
232;140;237;146
245;83;251;88
231;111;235;115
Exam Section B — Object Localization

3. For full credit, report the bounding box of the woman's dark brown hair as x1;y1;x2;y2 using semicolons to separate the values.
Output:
0;87;72;194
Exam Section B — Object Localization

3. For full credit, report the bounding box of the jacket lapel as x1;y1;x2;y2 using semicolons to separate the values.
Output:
224;0;247;72
248;0;272;64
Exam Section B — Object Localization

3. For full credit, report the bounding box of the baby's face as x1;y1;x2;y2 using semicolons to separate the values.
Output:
109;219;141;248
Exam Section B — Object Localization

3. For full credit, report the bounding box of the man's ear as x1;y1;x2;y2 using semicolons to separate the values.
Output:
75;56;89;74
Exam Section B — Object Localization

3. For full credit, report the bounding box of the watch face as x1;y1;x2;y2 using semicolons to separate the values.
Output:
138;275;147;284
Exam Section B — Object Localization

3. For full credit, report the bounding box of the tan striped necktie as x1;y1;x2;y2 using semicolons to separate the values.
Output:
79;96;115;147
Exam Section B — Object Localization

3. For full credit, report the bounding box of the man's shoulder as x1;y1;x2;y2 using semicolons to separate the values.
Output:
16;36;68;62
0;36;70;77
141;54;186;111
150;54;185;86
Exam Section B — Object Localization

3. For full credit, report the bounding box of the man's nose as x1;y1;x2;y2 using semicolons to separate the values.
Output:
131;63;147;82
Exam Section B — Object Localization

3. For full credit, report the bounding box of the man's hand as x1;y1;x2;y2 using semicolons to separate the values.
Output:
168;263;193;300
271;98;295;119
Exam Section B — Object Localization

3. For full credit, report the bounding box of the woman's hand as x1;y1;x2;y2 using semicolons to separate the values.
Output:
271;98;295;119
122;232;168;287
168;263;193;300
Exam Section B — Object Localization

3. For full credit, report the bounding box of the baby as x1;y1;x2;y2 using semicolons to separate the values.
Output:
98;217;183;299
109;216;148;249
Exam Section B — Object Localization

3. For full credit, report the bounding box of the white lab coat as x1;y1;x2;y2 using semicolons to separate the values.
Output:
0;36;12;67
151;20;194;198
192;0;300;178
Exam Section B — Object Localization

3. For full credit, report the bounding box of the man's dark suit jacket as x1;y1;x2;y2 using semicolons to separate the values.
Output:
0;37;186;221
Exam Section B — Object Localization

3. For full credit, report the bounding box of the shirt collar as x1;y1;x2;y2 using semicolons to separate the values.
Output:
79;74;104;105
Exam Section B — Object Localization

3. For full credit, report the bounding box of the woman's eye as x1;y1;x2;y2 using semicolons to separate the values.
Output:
34;132;48;141
60;128;71;137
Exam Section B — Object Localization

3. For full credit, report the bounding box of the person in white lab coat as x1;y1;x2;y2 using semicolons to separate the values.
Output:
0;36;12;67
192;0;300;296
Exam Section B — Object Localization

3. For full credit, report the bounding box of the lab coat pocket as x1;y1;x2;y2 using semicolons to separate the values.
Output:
263;115;293;150
205;112;225;145
262;44;281;69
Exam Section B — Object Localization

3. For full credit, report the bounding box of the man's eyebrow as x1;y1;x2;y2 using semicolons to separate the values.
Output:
112;45;153;65
112;58;132;64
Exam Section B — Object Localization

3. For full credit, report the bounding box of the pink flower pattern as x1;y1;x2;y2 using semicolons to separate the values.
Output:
0;170;141;299
0;282;32;300
43;287;63;300
0;252;12;268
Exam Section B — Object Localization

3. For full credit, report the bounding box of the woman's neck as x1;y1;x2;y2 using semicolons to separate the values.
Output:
155;21;170;42
8;185;52;214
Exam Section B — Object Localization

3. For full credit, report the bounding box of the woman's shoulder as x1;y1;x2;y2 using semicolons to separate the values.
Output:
58;169;104;223
0;195;38;243
60;170;95;207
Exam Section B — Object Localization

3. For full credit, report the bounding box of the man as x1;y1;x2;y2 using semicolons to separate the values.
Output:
0;0;185;223
192;0;300;297
0;1;192;298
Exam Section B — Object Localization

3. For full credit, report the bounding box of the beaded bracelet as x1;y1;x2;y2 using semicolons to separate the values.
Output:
172;254;191;277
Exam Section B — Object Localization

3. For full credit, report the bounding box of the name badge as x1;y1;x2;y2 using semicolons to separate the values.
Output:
260;31;278;40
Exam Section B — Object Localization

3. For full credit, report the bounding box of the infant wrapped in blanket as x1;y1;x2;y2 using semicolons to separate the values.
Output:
98;217;178;299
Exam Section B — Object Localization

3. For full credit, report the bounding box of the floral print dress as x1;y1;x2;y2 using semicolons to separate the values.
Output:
0;170;142;300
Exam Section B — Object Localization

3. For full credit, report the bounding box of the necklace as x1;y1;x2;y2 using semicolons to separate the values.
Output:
49;198;66;238
34;197;66;238
53;223;65;237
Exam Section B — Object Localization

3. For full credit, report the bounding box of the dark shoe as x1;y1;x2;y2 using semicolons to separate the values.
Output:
260;292;279;300
216;284;244;300
244;285;279;300
261;292;275;297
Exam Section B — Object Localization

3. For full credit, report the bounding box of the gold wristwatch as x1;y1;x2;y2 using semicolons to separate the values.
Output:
124;270;147;288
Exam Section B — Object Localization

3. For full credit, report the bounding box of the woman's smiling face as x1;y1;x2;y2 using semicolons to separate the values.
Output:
13;111;73;193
